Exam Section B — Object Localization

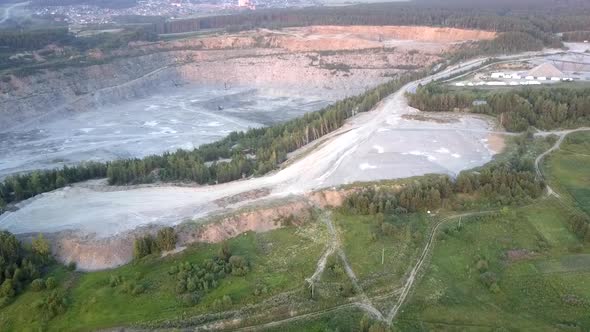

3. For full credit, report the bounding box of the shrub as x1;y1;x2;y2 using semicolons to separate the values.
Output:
133;235;158;259
219;242;232;262
0;296;12;309
339;281;355;297
45;277;57;290
30;278;45;292
180;292;200;306
39;291;67;319
67;261;77;271
121;281;137;294
326;255;343;276
176;279;187;294
187;278;197;292
479;271;498;288
222;295;232;307
0;279;15;298
490;283;501;294
381;222;396;237
132;284;146;295
253;283;268;296
229;255;249;276
476;259;489;272
109;274;123;287
156;227;176;251
32;234;51;257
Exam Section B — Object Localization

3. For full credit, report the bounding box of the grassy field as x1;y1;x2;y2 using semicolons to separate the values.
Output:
334;212;430;295
264;307;371;332
395;200;590;331
545;131;590;215
0;222;327;331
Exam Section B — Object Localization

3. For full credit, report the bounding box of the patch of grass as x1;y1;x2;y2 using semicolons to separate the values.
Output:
536;254;590;273
265;307;365;332
524;199;579;247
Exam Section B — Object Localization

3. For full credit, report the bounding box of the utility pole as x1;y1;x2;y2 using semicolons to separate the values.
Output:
382;247;385;265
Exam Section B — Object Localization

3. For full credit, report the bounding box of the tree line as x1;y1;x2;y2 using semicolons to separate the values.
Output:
408;84;590;132
7;0;590;53
152;0;590;36
0;162;107;211
0;28;71;51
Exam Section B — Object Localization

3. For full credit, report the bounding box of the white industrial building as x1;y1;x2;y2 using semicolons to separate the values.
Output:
453;62;575;89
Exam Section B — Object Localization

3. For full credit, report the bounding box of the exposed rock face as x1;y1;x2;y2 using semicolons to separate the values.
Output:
308;189;351;208
0;25;495;131
53;234;135;270
0;53;182;130
177;199;313;245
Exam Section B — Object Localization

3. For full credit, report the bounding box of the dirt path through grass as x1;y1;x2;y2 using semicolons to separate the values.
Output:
386;211;498;323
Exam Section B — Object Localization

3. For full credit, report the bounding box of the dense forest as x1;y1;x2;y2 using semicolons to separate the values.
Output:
154;0;590;36
0;28;71;51
6;0;590;52
0;71;424;209
0;162;107;210
407;84;590;132
0;27;156;52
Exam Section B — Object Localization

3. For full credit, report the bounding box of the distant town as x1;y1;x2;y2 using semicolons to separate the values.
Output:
32;0;321;25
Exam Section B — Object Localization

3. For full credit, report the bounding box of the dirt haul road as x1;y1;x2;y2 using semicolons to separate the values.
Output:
0;51;558;242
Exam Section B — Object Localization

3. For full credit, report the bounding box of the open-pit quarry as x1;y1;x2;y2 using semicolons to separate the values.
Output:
0;25;505;269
